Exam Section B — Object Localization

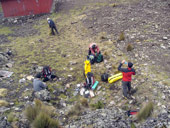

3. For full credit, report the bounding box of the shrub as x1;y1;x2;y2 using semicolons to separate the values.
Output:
7;112;15;123
25;99;60;127
91;101;104;109
110;3;117;7
118;32;125;41
25;105;39;122
33;112;60;128
131;122;136;128
137;102;153;121
103;51;108;56
67;103;82;117
80;98;88;107
127;44;134;51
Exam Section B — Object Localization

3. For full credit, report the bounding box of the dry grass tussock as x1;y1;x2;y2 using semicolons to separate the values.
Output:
25;99;61;128
136;102;153;121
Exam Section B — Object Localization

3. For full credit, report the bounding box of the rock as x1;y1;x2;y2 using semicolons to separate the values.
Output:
162;37;168;40
0;116;12;128
13;19;17;23
0;100;9;107
117;52;122;56
69;61;77;65
162;95;166;100
104;60;108;64
6;63;13;68
0;70;13;78
0;88;8;97
160;44;166;49
35;66;43;72
68;75;72;77
14;107;21;112
0;54;8;62
24;96;29;100
66;84;70;88
106;65;112;70
77;84;81;88
26;75;34;80
155;24;158;29
109;101;115;105
9;102;14;106
19;78;26;83
34;90;51;101
0;107;10;113
161;105;166;109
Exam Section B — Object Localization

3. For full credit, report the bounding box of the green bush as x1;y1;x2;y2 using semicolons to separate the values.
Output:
118;32;125;41
137;102;153;121
80;98;88;107
33;112;60;128
7;112;18;123
131;122;136;128
127;44;134;51
90;101;104;109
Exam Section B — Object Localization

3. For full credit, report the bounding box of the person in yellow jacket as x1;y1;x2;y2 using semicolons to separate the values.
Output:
84;59;91;77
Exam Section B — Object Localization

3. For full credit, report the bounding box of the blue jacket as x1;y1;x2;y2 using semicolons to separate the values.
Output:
48;19;56;28
33;79;47;91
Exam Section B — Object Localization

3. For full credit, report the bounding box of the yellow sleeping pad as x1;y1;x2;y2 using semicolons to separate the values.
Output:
108;73;123;84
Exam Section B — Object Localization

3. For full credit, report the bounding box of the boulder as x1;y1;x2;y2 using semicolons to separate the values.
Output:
0;116;12;128
34;90;51;101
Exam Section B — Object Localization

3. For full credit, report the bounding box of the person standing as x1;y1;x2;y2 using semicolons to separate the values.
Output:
118;60;135;99
47;18;59;35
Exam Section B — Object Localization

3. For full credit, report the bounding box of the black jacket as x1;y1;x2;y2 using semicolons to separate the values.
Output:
48;19;56;28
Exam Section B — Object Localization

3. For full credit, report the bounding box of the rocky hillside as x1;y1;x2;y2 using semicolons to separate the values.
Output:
0;0;170;128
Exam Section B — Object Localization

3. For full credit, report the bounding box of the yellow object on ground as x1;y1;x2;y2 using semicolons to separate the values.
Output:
108;73;123;84
84;60;91;77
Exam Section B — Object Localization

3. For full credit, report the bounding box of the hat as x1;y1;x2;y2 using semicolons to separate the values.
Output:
128;62;133;68
47;18;50;21
92;44;96;49
35;73;42;78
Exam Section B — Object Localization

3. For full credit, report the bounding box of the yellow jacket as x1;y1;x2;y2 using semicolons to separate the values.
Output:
84;60;91;76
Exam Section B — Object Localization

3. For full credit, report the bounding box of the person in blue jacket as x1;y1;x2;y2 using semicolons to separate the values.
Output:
33;73;47;92
47;18;59;35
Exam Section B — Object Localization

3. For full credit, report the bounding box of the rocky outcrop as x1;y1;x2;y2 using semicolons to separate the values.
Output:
0;116;12;128
65;108;170;128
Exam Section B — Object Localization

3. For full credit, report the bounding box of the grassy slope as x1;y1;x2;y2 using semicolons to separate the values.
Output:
0;1;169;119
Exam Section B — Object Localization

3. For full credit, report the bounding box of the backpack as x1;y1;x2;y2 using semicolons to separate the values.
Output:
96;53;103;63
88;55;95;64
42;66;52;79
85;72;95;89
101;73;109;82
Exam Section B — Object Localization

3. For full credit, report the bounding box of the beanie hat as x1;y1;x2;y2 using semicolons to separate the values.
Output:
128;62;133;68
47;18;50;21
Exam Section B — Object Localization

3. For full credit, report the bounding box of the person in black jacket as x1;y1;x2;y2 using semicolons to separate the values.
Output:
47;18;59;35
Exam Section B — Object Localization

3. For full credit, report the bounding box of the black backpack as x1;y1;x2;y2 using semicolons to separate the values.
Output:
87;55;95;64
85;72;94;89
42;66;51;79
101;73;109;82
